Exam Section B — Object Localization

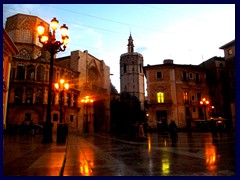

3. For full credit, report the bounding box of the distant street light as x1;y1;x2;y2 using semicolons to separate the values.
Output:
54;79;69;123
81;96;94;133
200;98;209;121
37;17;69;143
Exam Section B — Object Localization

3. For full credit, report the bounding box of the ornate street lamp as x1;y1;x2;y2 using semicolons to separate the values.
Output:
200;98;209;121
54;79;69;123
37;17;69;143
81;96;94;133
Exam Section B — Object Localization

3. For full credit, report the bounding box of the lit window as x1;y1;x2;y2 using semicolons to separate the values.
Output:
228;49;233;55
157;92;164;103
183;91;189;103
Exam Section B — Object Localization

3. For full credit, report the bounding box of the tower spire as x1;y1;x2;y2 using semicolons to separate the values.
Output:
127;33;134;53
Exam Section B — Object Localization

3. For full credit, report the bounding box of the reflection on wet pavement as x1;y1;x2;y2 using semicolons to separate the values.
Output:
63;132;235;176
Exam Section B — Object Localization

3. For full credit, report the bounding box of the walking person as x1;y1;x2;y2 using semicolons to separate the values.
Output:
138;122;145;141
133;121;139;138
169;120;178;145
210;119;218;140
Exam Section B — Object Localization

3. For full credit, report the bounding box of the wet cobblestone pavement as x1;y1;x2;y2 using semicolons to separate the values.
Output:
63;132;235;176
3;131;235;176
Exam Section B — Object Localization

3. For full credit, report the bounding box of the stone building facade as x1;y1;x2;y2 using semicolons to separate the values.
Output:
219;40;235;127
3;28;19;130
143;59;209;129
120;34;145;110
199;57;229;119
4;13;111;133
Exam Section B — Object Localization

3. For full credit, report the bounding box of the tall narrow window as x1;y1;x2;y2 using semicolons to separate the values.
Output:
17;64;25;80
26;88;33;104
14;88;23;104
196;73;200;82
70;115;74;122
189;73;193;79
124;64;127;73
197;93;201;102
37;65;45;81
157;92;164;103
228;49;233;55
36;89;43;104
182;71;187;81
26;65;35;81
183;91;189;103
157;71;162;79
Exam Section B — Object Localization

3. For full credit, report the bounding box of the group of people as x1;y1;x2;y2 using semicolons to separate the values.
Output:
162;120;178;141
133;120;179;142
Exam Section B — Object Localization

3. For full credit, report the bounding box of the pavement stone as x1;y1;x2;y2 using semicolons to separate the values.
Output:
3;131;236;176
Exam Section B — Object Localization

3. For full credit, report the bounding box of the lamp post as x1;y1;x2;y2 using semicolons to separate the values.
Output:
54;79;69;123
37;17;69;143
200;98;209;121
81;96;94;133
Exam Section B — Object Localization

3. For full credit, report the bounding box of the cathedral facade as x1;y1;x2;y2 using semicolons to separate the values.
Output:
4;13;111;133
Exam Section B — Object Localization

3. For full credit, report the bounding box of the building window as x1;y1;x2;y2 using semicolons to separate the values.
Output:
26;65;35;81
139;64;142;73
182;71;187;81
36;89;43;104
37;65;45;81
17;64;25;80
228;49;233;55
14;88;23;104
183;91;189;103
70;115;74;122
53;114;58;121
156;71;162;79
189;73;193;79
26;88;33;104
124;64;127;73
191;95;195;102
196;73;200;83
157;92;164;103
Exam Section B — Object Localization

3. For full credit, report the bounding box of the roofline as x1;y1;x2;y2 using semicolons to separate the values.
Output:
219;39;235;49
143;63;200;69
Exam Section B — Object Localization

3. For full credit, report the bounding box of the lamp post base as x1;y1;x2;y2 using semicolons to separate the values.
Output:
57;123;68;143
41;122;53;143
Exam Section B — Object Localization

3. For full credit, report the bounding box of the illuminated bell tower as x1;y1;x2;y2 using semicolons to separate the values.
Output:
120;33;145;110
